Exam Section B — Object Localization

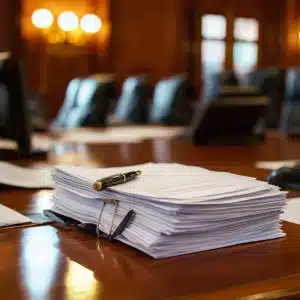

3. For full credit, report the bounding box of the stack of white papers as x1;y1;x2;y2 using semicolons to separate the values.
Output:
51;163;287;259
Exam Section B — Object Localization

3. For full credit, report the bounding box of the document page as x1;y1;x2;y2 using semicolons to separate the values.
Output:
0;161;53;188
0;204;32;228
281;198;300;225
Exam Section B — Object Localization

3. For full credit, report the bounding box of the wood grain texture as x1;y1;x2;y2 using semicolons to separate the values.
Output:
0;131;300;299
281;0;300;66
110;0;185;86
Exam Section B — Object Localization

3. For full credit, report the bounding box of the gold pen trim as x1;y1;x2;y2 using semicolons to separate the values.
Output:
93;181;103;192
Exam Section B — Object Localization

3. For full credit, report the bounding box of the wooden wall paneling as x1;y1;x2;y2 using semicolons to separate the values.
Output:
88;0;112;73
281;0;300;66
0;0;13;52
0;0;22;54
184;0;200;97
110;0;185;87
172;0;186;75
193;7;202;95
258;0;282;68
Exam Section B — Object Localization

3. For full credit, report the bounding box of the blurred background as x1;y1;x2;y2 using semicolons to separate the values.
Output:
0;0;299;155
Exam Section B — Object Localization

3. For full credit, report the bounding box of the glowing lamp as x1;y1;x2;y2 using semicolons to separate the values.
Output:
58;11;79;32
32;9;53;29
80;14;102;33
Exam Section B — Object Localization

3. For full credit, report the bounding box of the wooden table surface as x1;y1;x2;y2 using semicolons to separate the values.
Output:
1;133;300;300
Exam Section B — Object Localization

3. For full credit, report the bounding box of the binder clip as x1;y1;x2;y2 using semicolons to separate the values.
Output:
96;199;135;241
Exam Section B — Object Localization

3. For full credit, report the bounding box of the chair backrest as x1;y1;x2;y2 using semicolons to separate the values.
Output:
0;52;31;157
52;77;116;129
113;76;149;123
51;78;81;128
149;74;189;125
281;68;300;136
189;90;268;145
84;78;117;126
246;67;285;129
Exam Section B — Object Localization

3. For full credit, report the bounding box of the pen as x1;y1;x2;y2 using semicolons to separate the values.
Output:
93;170;142;192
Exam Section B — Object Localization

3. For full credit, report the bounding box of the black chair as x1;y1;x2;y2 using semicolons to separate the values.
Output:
52;77;116;128
51;78;81;129
28;90;48;132
281;68;300;136
246;67;285;129
109;76;149;125
149;75;190;125
188;88;268;145
0;53;32;158
83;78;116;127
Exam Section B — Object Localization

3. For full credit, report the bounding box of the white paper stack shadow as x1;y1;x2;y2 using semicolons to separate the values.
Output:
51;163;287;259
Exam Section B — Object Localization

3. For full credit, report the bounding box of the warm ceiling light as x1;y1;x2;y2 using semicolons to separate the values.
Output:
80;14;102;33
32;9;53;29
58;11;79;32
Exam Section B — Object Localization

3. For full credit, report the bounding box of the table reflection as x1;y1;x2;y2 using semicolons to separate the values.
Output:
31;190;54;213
65;259;102;300
152;139;171;162
20;227;60;299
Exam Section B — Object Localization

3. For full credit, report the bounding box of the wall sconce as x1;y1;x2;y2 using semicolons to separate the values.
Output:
32;9;54;29
31;8;102;49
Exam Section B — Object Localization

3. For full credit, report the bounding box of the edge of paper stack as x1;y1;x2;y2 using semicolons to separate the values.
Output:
51;163;287;259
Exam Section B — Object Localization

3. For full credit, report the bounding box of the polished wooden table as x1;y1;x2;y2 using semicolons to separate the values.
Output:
1;133;300;300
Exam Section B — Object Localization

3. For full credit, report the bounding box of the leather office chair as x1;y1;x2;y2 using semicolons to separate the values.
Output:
187;87;267;145
149;74;190;125
219;70;239;86
281;68;300;136
109;76;149;125
85;78;117;126
201;70;240;106
64;78;116;128
0;53;32;158
52;78;116;128
246;67;285;129
51;78;81;129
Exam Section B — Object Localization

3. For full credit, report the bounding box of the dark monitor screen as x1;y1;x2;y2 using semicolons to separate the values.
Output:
0;52;31;158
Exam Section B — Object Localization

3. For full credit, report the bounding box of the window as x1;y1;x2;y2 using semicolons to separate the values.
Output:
234;18;259;42
201;15;226;83
233;18;259;79
202;15;226;39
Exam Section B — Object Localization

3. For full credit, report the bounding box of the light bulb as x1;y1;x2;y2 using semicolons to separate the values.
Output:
80;14;102;33
58;11;79;32
32;9;53;29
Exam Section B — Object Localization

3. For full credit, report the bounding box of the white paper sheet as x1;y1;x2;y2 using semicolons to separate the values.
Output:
60;131;142;144
255;160;299;170
107;126;185;139
0;161;53;188
281;198;300;225
0;204;32;227
59;126;185;144
0;134;53;152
